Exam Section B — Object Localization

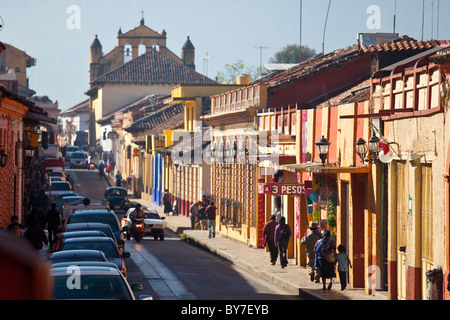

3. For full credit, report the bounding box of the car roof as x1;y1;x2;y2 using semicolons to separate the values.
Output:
70;210;113;215
49;249;105;258
62;236;115;243
65;222;112;229
57;192;78;198
51;261;118;269
61;230;107;238
106;187;126;191
51;265;121;277
62;196;84;200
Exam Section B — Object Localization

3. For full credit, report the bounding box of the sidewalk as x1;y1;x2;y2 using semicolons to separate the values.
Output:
130;195;389;301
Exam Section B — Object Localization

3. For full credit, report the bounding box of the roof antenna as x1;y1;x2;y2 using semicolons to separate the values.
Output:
322;0;332;55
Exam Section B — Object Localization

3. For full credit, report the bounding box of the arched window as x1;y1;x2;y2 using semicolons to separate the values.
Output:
138;43;146;56
124;44;132;63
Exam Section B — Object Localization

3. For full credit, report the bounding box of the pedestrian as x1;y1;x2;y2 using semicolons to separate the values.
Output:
300;222;322;282
274;216;291;268
201;194;210;207
6;216;25;235
197;204;207;230
263;215;278;265
27;204;46;229
205;201;216;238
66;173;74;191
45;202;61;247
190;201;200;230
336;244;352;290
9;223;22;237
115;171;122;186
98;161;105;178
163;189;172;215
106;162;112;176
24;216;48;255
314;229;336;290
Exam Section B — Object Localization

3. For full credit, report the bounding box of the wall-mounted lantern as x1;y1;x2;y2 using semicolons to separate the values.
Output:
0;149;8;168
315;135;330;166
356;132;381;164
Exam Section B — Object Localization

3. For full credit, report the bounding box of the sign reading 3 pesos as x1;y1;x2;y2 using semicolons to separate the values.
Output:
258;183;305;196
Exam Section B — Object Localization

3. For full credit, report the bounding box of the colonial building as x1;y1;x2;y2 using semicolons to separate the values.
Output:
86;19;214;147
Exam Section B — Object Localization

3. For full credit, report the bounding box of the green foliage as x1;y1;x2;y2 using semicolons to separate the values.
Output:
216;59;262;84
270;44;316;64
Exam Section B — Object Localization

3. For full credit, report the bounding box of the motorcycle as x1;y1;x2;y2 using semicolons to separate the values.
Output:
132;217;145;242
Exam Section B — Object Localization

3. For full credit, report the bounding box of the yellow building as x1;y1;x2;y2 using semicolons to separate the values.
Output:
86;19;213;147
202;80;268;246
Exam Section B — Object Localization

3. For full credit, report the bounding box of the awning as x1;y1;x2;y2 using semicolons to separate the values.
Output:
279;162;369;174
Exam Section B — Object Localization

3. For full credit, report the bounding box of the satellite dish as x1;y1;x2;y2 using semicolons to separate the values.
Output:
379;149;394;163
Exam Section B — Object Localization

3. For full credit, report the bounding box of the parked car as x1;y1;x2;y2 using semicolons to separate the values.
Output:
63;222;120;251
60;196;85;221
122;207;165;241
48;170;66;181
64;210;125;251
104;187;131;212
48;249;109;264
60;236;130;278
51;261;119;270
52;265;135;300
69;151;88;169
50;230;108;252
64;145;79;161
45;181;72;202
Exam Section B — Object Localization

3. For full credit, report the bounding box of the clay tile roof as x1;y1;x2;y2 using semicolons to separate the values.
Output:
359;36;444;53
91;48;216;86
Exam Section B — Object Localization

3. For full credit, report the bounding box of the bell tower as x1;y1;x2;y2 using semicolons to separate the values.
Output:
182;36;195;70
90;35;103;82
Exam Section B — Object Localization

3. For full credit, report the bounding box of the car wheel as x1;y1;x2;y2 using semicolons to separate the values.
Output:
126;232;130;240
160;235;164;241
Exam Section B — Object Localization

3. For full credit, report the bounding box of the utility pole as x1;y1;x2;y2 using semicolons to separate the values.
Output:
255;46;269;78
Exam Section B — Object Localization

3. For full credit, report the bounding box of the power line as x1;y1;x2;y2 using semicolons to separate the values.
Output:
322;0;332;55
255;46;269;78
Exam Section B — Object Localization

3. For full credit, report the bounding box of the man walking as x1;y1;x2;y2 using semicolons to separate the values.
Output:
300;222;322;282
263;215;278;265
274;216;292;268
205;201;217;238
190;201;200;230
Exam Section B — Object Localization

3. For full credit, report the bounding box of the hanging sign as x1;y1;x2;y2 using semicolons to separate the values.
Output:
258;183;306;196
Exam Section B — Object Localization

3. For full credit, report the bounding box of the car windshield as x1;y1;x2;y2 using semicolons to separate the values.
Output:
69;214;120;232
53;274;133;300
145;212;160;219
67;147;79;152
106;189;127;197
62;241;119;258
71;152;87;159
50;255;106;264
51;183;71;191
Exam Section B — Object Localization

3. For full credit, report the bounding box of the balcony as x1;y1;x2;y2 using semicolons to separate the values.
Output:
210;83;267;115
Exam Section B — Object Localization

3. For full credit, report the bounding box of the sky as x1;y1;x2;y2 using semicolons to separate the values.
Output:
0;0;449;111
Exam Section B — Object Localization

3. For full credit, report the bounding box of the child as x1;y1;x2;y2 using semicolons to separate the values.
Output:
336;244;352;290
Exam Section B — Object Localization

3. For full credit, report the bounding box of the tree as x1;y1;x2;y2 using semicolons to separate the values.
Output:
270;44;316;64
216;60;261;84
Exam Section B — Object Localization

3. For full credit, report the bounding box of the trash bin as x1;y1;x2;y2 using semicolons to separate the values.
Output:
426;268;443;300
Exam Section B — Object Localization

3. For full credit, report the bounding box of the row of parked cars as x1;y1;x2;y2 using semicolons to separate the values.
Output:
47;196;155;300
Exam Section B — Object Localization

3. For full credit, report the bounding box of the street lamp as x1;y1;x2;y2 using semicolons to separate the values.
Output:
355;132;380;163
315;135;330;166
0;149;7;168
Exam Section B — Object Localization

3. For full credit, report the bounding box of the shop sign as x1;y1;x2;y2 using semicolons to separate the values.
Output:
258;183;305;196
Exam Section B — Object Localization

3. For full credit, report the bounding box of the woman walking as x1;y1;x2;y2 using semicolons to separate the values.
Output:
314;229;336;290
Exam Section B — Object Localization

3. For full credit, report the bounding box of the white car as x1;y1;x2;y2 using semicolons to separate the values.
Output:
121;208;165;241
69;151;88;169
45;181;72;202
64;145;79;161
